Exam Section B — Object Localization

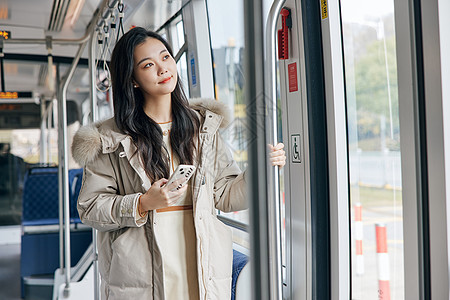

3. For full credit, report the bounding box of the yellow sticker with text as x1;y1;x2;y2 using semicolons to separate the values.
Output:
321;0;328;19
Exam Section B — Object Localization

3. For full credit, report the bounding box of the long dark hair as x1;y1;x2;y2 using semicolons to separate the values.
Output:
110;27;200;182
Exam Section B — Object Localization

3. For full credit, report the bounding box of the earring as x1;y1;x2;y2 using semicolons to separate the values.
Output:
133;84;137;88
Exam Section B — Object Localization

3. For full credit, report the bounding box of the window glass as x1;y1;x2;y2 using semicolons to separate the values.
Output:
340;0;404;298
174;21;189;96
0;102;80;225
168;17;184;54
161;19;189;96
0;60;86;225
206;0;249;242
176;20;185;48
0;129;35;225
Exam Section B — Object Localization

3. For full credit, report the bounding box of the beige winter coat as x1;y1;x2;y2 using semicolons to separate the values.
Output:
71;98;247;300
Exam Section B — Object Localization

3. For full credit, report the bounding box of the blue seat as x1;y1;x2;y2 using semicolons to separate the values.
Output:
20;166;91;298
22;167;84;225
22;167;59;225
232;250;249;300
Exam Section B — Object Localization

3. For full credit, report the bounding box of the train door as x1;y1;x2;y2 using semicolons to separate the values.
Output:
335;1;405;298
275;0;330;298
322;0;450;298
246;0;450;298
242;0;323;298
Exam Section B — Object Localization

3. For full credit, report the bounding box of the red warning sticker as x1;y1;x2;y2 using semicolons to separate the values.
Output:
288;62;298;92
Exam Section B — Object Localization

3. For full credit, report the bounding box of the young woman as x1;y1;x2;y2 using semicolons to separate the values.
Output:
72;27;286;300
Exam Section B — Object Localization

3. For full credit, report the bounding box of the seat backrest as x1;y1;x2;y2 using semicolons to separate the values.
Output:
22;167;84;225
22;167;59;224
231;249;249;300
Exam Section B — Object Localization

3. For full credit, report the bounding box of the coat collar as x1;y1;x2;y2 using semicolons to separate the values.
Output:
71;98;231;166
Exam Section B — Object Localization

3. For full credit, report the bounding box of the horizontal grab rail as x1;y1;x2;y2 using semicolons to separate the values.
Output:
217;215;249;232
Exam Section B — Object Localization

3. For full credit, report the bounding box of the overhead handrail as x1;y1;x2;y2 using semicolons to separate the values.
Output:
265;0;286;299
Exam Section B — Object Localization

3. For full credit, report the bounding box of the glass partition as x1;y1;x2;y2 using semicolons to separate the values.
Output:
206;0;249;247
340;0;404;298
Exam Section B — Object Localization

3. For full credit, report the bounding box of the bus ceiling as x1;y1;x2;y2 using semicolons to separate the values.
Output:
0;0;186;100
0;0;186;57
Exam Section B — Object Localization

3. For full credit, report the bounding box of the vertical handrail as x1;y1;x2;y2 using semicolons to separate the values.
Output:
56;64;65;279
41;37;53;164
88;29;101;300
265;0;286;299
40;98;47;164
55;0;118;295
58;40;89;295
49;100;56;163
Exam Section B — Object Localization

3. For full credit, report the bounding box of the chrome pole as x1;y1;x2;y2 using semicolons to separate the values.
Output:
50;99;56;163
57;0;118;296
40;37;53;165
39;98;47;164
58;40;89;295
88;29;101;300
55;63;66;277
265;0;285;299
57;0;119;296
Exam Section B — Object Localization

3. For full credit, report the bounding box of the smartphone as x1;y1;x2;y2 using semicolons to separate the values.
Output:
165;165;196;191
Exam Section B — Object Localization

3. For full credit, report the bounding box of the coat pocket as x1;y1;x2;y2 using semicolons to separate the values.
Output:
108;227;153;288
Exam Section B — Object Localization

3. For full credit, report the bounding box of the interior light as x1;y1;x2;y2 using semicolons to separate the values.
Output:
0;5;8;20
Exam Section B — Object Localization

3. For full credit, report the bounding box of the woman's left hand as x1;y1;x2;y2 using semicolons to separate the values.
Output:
268;143;286;168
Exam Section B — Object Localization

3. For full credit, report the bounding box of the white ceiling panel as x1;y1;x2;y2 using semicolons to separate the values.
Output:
0;0;186;98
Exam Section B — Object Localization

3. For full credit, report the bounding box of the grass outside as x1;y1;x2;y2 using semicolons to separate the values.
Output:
349;136;400;151
350;184;402;208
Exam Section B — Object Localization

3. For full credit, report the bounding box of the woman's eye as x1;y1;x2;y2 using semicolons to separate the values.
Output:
144;63;153;68
163;54;170;60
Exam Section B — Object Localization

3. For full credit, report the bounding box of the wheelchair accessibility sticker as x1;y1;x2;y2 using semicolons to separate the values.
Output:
291;134;301;163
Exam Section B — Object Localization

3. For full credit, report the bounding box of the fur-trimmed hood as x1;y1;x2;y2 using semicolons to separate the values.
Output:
189;97;231;127
72;98;231;166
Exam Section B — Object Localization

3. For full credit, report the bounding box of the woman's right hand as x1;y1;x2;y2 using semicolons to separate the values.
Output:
138;178;188;212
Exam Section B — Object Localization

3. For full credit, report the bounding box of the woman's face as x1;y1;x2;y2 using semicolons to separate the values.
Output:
132;37;178;100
